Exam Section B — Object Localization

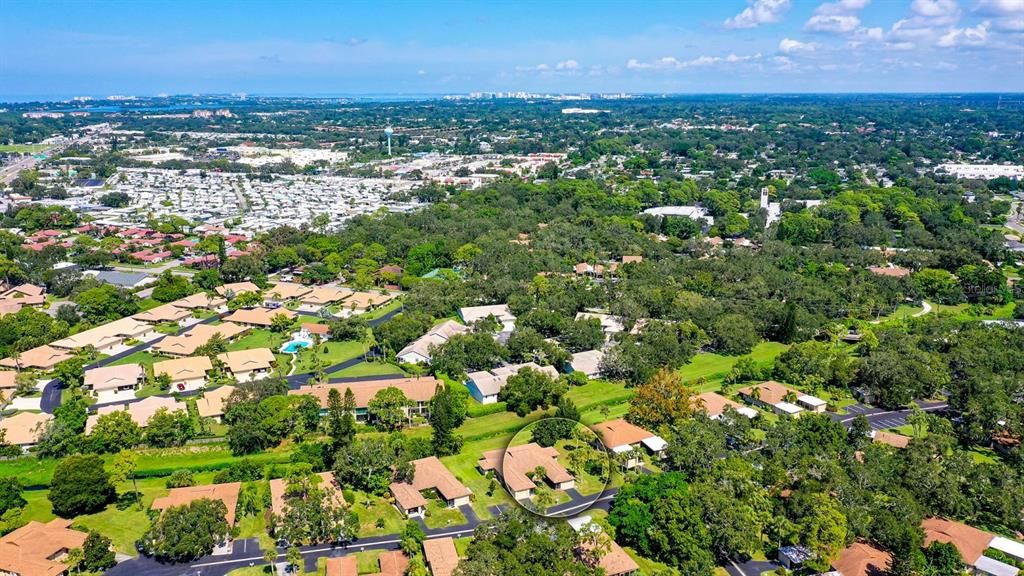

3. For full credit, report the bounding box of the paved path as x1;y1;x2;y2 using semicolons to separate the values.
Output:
913;300;933;317
832;400;947;431
726;557;779;576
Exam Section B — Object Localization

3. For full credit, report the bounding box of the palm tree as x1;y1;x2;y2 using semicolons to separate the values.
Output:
263;548;277;575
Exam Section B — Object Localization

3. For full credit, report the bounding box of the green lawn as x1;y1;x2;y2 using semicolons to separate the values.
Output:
328;361;405;378
0;143;48;153
441;435;514;519
554;438;609;497
423;496;467;529
291;340;366;374
676;342;790;391
933;302;1015;321
109;350;171;369
347;490;405;537
362;299;403;320
624;546;679;576
0;443;292;488
136;297;164;311
876;304;925;323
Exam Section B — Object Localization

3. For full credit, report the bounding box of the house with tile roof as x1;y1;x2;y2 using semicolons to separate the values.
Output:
423;537;460;576
478;442;575;501
0;519;89;576
151;482;242;526
397;320;471;365
591;418;667;467
154;356;214;392
83;363;144;394
216;348;276;381
0;412;52;451
289;377;440;423
0;345;73;371
388;456;471;518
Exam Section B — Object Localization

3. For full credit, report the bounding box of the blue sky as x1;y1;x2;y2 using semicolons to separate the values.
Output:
1;0;1022;98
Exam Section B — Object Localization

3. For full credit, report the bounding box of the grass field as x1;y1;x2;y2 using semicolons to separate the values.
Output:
441;435;513;518
0;144;48;153
423;497;467;529
347;490;406;537
109;350;172;368
0;443;292;488
933;302;1015;321
292;340;366;373
675;342;790;391
362;299;403;320
328;361;405;378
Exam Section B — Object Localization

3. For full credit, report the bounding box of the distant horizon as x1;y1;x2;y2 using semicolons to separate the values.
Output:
4;90;1024;106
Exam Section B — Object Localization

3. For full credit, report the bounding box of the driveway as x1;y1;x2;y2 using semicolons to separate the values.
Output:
96;388;137;404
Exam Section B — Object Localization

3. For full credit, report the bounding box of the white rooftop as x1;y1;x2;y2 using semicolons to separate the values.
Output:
775;402;803;415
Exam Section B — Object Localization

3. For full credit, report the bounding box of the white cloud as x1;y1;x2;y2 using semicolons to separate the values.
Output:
724;0;791;29
555;59;580;70
883;41;917;50
779;37;819;52
417;69;426;75
627;53;762;71
935;60;958;70
911;0;961;24
937;21;990;46
975;0;1024;31
514;63;550;71
804;0;872;33
805;14;863;32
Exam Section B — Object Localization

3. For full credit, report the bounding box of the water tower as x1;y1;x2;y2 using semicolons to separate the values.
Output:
384;125;394;156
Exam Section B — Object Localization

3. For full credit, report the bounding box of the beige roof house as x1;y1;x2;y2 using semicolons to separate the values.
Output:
173;292;227;310
87;395;188;432
592;419;659;451
0;371;17;395
697;391;758;419
423;537;460;576
154;356;214;383
326;551;408;576
339;291;396;311
832;542;892;576
133;302;192;324
151;482;242;525
921;517;994;566
289;377;441;409
0;411;52;447
267;282;312;300
872;430;912;449
196;385;236;419
389;456;472;512
152;322;248;356
51;317;154;351
216;348;276;375
300;286;352;306
268;471;344;517
215;281;261;296
0;518;88;576
1;283;45;299
0;345;73;370
396;320;471;363
223;307;296;327
738;381;797;405
83;363;144;391
479;442;573;494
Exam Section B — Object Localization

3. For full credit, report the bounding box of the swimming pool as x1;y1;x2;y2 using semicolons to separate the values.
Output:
281;340;311;353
